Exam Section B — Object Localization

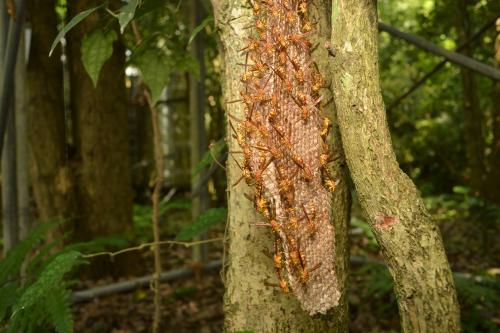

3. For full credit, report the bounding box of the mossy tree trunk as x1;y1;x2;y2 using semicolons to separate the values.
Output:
211;0;349;331
329;1;460;332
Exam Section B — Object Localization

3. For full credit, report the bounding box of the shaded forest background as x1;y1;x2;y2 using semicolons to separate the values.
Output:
0;0;499;332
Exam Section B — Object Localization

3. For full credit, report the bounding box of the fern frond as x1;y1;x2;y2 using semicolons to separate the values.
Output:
26;234;67;276
8;251;81;333
45;288;73;333
0;221;59;285
0;283;18;322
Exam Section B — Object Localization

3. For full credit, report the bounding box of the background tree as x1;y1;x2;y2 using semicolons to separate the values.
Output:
26;0;78;239
330;1;460;332
66;0;133;243
486;17;500;202
454;0;485;192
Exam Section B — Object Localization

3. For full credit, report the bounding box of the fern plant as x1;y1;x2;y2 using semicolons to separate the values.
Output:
0;222;83;333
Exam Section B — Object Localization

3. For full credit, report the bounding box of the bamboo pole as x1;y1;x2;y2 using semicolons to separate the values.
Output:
15;27;29;241
386;17;497;111
0;0;26;156
1;0;21;253
379;22;500;81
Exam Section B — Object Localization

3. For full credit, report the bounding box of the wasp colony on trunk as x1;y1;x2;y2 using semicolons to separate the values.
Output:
229;0;341;314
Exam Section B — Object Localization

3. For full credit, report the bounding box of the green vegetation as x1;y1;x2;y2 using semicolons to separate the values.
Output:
0;0;498;331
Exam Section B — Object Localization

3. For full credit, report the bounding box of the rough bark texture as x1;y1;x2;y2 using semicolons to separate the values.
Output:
212;0;348;330
329;1;460;332
26;0;78;229
67;0;133;242
455;0;485;192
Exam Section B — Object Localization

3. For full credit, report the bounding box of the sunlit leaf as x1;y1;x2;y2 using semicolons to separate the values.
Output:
118;0;139;34
136;49;171;104
81;29;117;87
188;16;213;46
452;186;469;195
192;138;226;176
49;5;103;57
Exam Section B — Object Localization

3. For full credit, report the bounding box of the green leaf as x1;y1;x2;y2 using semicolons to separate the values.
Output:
81;29;117;87
49;4;103;57
176;208;227;241
192;138;226;176
452;186;469;195
188;16;213;46
0;221;59;284
13;251;81;312
118;0;139;34
45;288;73;333
176;56;200;78
0;284;18;321
8;251;82;333
136;49;171;104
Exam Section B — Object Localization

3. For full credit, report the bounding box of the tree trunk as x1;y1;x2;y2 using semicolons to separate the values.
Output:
211;0;349;331
189;0;210;262
26;0;77;231
485;18;500;203
66;0;133;242
330;1;460;332
455;0;485;193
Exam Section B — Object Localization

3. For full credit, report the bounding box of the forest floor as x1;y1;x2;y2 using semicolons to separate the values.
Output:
73;196;499;333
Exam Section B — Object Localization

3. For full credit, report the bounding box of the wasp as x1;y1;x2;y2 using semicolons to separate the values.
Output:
301;203;317;236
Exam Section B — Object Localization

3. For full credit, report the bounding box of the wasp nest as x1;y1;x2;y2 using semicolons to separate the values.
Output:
229;0;340;314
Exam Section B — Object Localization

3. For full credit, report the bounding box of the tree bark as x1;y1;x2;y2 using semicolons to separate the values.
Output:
485;18;500;203
211;0;349;331
66;0;133;242
26;0;78;230
329;1;461;332
454;0;485;193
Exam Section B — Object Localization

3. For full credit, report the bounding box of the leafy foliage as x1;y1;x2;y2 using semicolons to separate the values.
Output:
8;251;81;333
117;1;200;104
132;199;192;241
118;0;140;33
0;222;56;284
188;16;214;45
378;0;500;196
192;138;226;176
0;223;83;333
49;4;104;56
135;49;172;104
176;208;227;241
81;29;118;87
354;262;499;333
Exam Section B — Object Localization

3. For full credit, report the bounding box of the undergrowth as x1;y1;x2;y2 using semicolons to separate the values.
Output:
0;222;82;333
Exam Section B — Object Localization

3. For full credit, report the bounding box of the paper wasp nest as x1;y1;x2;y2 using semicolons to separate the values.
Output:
230;0;340;314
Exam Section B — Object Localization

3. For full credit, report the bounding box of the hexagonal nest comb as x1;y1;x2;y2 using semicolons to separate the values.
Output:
229;0;340;315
